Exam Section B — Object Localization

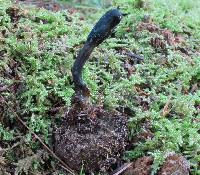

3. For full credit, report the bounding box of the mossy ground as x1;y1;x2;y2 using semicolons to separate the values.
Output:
0;0;200;174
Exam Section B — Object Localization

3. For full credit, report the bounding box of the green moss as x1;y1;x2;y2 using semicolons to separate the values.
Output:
1;0;200;174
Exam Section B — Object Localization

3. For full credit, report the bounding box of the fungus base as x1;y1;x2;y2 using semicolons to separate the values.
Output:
54;101;128;173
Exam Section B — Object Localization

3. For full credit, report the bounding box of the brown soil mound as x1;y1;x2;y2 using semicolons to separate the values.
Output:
123;154;190;175
123;156;153;175
158;154;190;175
54;96;128;173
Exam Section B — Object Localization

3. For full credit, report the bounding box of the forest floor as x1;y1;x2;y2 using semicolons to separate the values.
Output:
0;0;200;174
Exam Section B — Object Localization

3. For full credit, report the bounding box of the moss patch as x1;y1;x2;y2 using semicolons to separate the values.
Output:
0;0;200;174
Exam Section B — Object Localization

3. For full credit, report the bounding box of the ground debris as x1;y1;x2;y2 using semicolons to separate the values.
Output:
137;22;185;52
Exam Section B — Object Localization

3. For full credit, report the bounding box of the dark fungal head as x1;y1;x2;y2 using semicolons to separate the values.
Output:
109;9;122;26
104;8;122;29
87;8;122;46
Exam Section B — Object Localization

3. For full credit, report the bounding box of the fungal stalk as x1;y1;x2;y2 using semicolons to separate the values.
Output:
72;9;122;101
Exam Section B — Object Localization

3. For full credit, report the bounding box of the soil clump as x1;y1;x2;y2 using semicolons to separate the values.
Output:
54;96;128;173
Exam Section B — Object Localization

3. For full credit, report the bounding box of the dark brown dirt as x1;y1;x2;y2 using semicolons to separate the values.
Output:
158;154;190;175
123;154;190;175
123;156;153;175
54;95;128;173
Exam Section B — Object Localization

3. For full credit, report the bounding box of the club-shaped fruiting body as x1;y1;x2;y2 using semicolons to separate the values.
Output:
72;9;122;98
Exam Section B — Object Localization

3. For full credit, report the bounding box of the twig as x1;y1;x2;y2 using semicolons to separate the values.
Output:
125;51;144;61
112;163;132;175
162;97;171;117
2;98;76;175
